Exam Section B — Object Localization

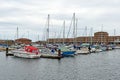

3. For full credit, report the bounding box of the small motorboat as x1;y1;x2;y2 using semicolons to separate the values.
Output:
12;45;41;59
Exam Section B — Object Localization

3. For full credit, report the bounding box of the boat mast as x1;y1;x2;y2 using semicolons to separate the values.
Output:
73;13;75;45
63;20;65;45
53;32;56;44
27;31;29;39
47;14;50;44
90;27;93;44
114;29;116;44
38;34;39;41
85;26;87;43
17;27;19;39
75;18;78;44
101;24;103;44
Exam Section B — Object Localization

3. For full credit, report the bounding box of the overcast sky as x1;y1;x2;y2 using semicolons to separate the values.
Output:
0;0;120;41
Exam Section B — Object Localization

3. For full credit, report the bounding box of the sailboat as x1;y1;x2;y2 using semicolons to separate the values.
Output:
76;43;90;54
59;13;76;57
39;14;62;58
10;27;41;59
12;45;41;59
60;46;76;57
75;20;90;54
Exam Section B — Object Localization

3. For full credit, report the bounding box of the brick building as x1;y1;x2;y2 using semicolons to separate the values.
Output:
0;40;14;46
47;31;120;44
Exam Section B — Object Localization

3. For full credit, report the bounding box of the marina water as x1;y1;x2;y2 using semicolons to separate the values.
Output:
0;49;120;80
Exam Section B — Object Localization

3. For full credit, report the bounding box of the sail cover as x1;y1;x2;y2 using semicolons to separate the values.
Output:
25;46;39;54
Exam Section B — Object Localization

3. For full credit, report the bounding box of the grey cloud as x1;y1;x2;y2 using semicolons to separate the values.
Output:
0;21;19;27
62;0;120;7
0;8;22;17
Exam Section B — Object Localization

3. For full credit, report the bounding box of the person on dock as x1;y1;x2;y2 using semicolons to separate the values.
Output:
58;49;61;57
73;44;76;49
51;48;55;54
88;46;91;53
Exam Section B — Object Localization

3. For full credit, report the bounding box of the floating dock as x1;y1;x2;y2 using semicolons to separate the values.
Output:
6;52;62;59
41;54;62;59
0;47;14;51
5;48;62;59
6;52;14;56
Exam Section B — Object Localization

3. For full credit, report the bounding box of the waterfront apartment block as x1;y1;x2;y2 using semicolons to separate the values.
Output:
48;31;120;44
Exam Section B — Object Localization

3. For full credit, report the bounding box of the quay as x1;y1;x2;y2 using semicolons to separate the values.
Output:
40;54;62;59
6;48;62;59
6;53;62;59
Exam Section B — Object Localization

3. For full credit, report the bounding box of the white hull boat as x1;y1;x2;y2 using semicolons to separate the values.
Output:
76;47;90;54
13;50;41;59
12;46;41;59
95;49;103;52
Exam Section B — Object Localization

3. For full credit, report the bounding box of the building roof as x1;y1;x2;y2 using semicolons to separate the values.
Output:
15;38;32;41
94;31;108;35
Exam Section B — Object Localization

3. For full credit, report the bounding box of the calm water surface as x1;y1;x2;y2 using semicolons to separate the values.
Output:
0;49;120;80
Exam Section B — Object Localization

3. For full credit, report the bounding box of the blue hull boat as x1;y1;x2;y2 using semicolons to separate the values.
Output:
62;51;76;57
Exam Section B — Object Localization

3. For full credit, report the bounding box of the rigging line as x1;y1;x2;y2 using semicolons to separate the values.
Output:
45;15;50;41
58;26;63;38
82;26;87;36
82;27;85;36
41;16;49;41
54;22;64;43
67;16;73;38
42;28;46;41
